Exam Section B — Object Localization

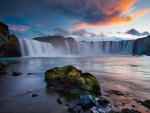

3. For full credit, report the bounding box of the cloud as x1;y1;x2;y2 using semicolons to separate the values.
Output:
1;0;149;29
53;28;70;37
9;25;30;32
73;0;150;29
52;28;108;41
32;30;47;36
125;28;150;36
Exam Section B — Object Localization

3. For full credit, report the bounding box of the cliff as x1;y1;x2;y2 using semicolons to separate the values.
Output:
34;36;77;54
0;22;21;57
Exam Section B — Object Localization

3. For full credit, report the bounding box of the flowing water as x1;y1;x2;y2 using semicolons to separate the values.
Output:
18;38;134;57
0;56;150;113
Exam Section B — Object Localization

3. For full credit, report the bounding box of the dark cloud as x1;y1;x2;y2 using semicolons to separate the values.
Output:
0;0;149;29
125;28;150;36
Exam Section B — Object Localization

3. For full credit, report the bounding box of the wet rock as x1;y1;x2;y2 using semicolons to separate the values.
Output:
97;96;109;105
0;63;8;76
12;71;22;76
32;93;38;97
45;65;101;95
108;108;141;113
67;95;96;113
78;95;96;110
68;104;83;113
110;90;124;96
121;109;141;113
27;73;32;75
57;98;63;104
90;107;104;113
142;100;150;109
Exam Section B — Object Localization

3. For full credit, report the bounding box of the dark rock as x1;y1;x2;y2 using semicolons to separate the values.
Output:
45;65;101;95
0;22;21;58
68;104;84;113
109;108;141;113
110;90;124;96
97;96;109;105
0;63;9;76
32;93;38;97
142;100;150;109
12;71;22;76
78;95;96;110
27;73;32;75
57;98;63;104
121;109;141;113
133;35;150;55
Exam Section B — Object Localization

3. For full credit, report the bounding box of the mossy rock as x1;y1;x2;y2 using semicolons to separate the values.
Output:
45;65;101;95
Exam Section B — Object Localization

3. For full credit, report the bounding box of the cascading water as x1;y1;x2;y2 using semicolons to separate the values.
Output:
76;40;134;55
64;40;71;54
18;38;58;57
18;37;135;57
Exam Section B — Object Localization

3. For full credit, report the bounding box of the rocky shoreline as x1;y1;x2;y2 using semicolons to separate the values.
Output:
0;63;150;113
44;65;150;113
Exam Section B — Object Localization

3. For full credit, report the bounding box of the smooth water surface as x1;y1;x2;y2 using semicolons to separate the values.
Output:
0;56;150;113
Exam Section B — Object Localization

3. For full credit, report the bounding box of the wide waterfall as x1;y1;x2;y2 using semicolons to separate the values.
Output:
18;37;134;57
18;38;59;57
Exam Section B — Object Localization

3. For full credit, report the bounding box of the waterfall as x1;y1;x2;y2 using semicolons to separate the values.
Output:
124;41;134;54
18;37;135;57
64;40;71;54
18;38;58;57
77;40;134;55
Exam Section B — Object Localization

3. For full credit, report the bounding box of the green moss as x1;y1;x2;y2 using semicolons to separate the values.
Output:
45;65;101;95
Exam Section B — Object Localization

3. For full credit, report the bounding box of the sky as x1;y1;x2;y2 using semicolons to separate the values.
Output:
0;0;150;41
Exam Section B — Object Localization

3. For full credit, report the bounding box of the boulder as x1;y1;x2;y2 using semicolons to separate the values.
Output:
32;93;38;97
12;71;22;76
45;65;101;95
142;100;150;109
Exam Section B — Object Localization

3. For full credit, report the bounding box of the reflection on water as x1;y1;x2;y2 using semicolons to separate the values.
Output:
0;56;150;113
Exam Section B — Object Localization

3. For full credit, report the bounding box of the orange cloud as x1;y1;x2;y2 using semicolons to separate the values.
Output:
74;16;133;29
105;0;138;15
131;8;150;19
74;0;150;29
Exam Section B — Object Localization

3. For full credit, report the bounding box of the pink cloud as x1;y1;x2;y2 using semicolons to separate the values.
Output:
9;25;30;32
